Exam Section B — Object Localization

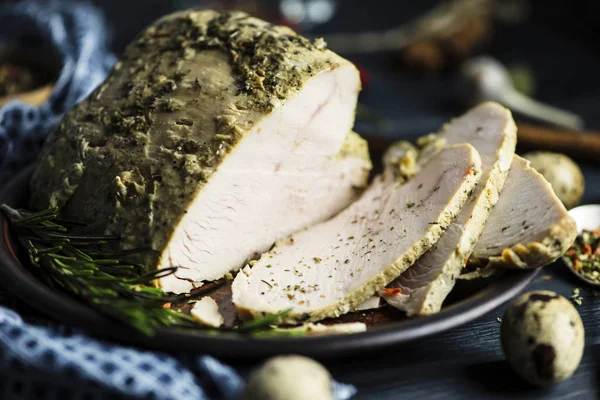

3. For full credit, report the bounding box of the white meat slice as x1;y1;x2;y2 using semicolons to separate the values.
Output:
381;102;516;316
232;144;481;323
190;297;224;328
355;296;384;311
275;322;367;335
158;127;370;293
462;155;577;276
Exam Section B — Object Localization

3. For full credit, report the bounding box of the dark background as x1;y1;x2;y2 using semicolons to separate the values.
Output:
87;0;600;133
8;0;600;398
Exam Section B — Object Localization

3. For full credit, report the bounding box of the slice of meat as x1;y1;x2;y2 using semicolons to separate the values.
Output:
158;130;370;293
274;322;367;335
232;144;482;323
381;102;516;316
462;155;577;277
191;297;224;327
29;10;371;293
355;295;383;311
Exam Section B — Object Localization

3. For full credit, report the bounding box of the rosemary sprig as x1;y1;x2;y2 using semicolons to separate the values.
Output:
236;309;292;333
2;205;296;337
1;205;196;336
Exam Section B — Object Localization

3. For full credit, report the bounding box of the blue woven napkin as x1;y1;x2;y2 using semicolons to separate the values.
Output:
0;2;356;399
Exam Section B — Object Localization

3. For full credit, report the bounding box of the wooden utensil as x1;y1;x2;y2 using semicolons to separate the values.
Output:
516;122;600;162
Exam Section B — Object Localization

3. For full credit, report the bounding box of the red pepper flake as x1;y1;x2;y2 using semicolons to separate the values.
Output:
565;229;600;282
384;288;403;295
466;168;473;175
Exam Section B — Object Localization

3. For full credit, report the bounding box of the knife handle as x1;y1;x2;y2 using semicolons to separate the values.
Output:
516;122;600;162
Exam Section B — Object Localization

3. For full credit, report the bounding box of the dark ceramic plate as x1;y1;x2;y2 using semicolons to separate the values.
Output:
0;166;538;359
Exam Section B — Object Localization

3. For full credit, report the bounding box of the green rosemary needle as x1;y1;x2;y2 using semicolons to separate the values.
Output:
236;309;292;333
1;205;195;336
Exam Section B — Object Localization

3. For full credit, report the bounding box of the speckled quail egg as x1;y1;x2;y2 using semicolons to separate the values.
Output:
524;152;585;209
243;355;333;400
501;290;584;386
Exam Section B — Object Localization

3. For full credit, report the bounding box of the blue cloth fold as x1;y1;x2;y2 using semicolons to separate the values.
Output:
0;304;357;400
0;2;356;399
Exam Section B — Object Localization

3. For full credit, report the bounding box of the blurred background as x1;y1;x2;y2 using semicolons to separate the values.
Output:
2;0;600;189
72;0;600;133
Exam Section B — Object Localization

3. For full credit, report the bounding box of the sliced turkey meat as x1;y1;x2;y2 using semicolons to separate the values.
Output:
232;144;482;323
381;102;516;316
29;10;371;293
462;155;577;277
191;297;224;328
355;296;384;311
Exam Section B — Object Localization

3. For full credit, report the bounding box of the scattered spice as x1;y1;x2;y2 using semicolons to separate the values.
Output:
261;279;273;288
406;202;415;208
563;229;600;283
570;288;583;306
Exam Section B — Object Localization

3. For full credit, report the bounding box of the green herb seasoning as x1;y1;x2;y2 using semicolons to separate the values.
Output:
571;288;583;306
563;229;600;283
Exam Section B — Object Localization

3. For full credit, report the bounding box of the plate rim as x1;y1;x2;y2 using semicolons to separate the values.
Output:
0;166;538;359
